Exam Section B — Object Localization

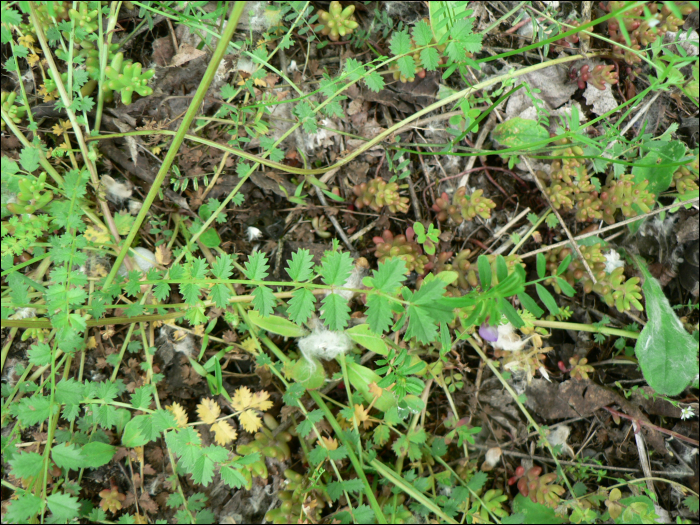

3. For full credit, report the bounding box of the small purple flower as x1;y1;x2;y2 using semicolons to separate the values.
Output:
479;323;499;342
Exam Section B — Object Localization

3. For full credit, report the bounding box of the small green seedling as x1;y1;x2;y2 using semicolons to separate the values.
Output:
413;221;440;255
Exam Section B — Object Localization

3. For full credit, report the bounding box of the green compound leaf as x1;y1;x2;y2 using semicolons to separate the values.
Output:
209;283;231;309
80;442;116;469
252;286;277;317
556;254;572;275
243;251;270;281
556;277;576;298
285;248;315;282
495;255;509;283
121;415;152;447
366;294;393;335
397;55;416;79
320;292;350;331
51;443;86;470
9;451;44;481
412;18;433;46
405;304;438;343
364;71;385;93
287;287;316;325
366;257;407;294
420;47;441;71
634;259;698;396
389;29;412;55
318;250;354;287
46;493;80;523
5;493;42;523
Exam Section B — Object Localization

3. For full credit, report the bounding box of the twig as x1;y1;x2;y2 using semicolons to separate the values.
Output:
520;196;700;258
459;113;498;188
602;406;699;446
314;187;359;257
406;169;423;222
522;157;598;283
465;442;694;477
495;207;530;238
349;218;379;243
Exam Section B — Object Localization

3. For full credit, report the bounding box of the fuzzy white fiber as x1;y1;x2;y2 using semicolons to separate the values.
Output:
298;328;352;365
102;175;132;204
603;249;625;274
493;322;526;352
118;247;156;276
324;263;365;302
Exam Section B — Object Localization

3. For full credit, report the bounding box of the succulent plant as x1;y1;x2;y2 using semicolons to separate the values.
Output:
604;1;698;66
20;2;71;38
68;2;99;34
316;1;358;42
1;91;27;130
374;228;430;274
6;172;54;215
235;413;292;489
508;465;566;508
265;468;331;524
105;52;155;105
671;155;699;193
545;244;643;312
571;63;619;91
433;188;496;224
469;488;509;521
352;178;410;213
544;138;655;224
42;68;98;101
598;173;655;224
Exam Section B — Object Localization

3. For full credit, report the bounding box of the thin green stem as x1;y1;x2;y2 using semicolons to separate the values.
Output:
532;319;640;339
103;2;245;288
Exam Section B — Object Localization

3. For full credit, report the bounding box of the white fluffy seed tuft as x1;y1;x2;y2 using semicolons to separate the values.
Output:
603;249;625;274
492;322;526;352
102;175;132;204
298;327;352;367
118;246;156;276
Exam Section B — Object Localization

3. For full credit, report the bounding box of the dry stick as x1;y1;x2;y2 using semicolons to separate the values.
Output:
349;219;379;243
522;156;599;283
580;1;593;55
458;98;499;188
465;442;694;477
520;196;700;258
314;186;359;257
406;170;423;222
381;106;422;221
492;206;531;241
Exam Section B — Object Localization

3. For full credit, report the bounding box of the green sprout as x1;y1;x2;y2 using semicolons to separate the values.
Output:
413;221;440;255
